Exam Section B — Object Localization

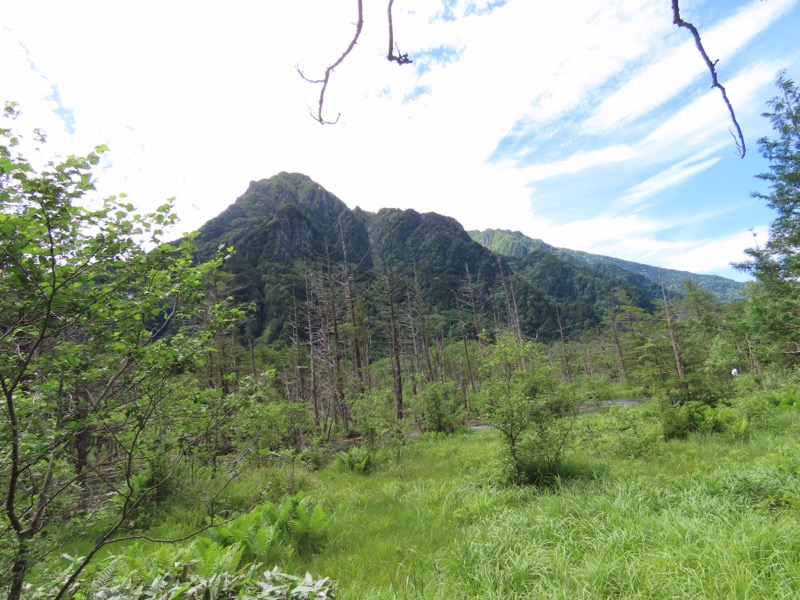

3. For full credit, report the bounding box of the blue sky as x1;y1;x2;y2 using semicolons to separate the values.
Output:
3;0;799;281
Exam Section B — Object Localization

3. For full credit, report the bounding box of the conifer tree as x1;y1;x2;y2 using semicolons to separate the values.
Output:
738;71;800;361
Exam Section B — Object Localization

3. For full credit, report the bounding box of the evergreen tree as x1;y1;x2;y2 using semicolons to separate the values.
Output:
737;71;800;361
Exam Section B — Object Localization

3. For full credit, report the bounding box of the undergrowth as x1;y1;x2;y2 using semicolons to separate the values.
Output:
25;384;800;599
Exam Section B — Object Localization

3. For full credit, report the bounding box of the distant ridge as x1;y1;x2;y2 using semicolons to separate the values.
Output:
469;229;746;303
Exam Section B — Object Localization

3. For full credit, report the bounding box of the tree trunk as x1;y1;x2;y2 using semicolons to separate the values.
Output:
304;267;321;426
555;305;573;383
324;245;348;432
662;282;687;397
610;316;627;383
340;223;365;392
460;320;477;393
385;265;404;419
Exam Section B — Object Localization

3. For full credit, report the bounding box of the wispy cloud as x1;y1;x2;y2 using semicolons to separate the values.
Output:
523;145;638;182
587;0;796;134
3;0;797;282
661;228;762;275
613;149;722;210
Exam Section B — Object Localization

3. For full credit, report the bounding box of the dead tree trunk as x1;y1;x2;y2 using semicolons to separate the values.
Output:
661;281;687;396
385;264;404;419
555;304;573;383
324;244;348;432
304;266;321;426
339;222;365;392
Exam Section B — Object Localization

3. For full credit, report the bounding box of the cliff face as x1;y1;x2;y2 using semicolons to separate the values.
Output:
195;172;367;264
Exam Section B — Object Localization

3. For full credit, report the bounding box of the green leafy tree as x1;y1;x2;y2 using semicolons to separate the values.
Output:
0;105;241;599
479;332;575;482
737;71;800;363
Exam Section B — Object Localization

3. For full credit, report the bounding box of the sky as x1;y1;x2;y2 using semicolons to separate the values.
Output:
3;0;799;282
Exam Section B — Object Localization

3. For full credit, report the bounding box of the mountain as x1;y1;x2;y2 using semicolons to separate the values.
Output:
469;229;746;303
191;173;742;348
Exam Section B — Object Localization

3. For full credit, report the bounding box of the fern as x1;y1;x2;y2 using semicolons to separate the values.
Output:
336;446;373;474
291;503;330;556
194;540;244;578
246;524;282;564
83;554;126;592
207;493;329;564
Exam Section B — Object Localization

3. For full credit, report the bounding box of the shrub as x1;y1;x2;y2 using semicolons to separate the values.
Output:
707;455;800;510
765;388;800;408
730;392;777;430
580;404;661;459
661;400;748;440
422;381;464;434
516;453;604;486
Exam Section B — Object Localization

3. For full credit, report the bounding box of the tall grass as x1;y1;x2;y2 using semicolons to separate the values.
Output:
293;406;800;598
36;388;800;599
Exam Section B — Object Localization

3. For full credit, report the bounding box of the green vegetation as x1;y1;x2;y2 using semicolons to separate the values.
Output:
19;390;800;599
469;228;746;303
735;70;800;363
3;73;800;598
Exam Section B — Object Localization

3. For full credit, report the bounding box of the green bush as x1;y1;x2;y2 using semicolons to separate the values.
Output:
765;388;800;408
707;455;800;510
580;404;661;459
661;401;748;440
301;448;328;470
422;381;464;434
122;451;177;528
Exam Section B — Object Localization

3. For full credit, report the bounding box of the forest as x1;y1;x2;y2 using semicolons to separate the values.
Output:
1;72;799;599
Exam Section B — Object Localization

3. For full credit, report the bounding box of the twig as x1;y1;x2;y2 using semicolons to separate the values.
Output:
98;504;257;546
388;0;413;65
297;0;364;124
672;0;746;157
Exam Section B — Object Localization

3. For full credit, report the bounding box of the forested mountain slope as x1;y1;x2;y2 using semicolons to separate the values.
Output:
470;228;746;302
191;173;740;347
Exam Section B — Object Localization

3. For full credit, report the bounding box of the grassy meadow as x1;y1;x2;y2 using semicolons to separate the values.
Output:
43;386;800;599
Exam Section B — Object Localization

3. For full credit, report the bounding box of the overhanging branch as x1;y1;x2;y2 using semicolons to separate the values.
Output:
388;0;413;65
296;0;364;124
672;0;746;157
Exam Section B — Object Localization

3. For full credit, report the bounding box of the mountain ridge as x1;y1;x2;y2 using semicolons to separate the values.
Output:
468;228;746;303
190;173;744;346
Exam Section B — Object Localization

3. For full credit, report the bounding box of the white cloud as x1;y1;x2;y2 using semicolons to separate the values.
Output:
529;202;768;282
2;0;797;280
587;0;797;134
522;144;638;182
613;148;722;210
661;228;763;275
641;61;782;154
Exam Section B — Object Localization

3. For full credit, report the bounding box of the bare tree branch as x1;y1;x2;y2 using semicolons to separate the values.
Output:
672;0;746;157
388;0;413;65
299;0;746;143
296;0;364;124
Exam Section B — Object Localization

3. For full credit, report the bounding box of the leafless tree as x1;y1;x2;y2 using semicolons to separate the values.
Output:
384;264;404;419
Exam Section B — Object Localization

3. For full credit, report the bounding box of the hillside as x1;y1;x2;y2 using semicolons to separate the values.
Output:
470;229;746;303
191;173;742;347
